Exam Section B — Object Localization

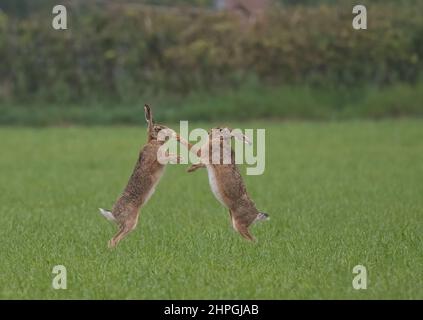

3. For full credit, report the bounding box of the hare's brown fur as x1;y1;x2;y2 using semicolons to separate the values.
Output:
178;129;267;241
101;105;178;248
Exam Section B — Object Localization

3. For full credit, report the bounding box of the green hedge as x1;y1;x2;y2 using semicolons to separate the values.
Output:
0;2;422;103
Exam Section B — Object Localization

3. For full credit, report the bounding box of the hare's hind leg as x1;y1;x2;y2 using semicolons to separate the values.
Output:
237;225;255;242
232;216;256;242
229;209;256;242
108;213;139;248
108;226;125;248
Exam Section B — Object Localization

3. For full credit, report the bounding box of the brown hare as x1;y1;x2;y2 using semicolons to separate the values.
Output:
177;127;268;242
99;104;180;248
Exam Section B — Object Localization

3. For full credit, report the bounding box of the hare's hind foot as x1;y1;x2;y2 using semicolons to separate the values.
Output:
233;212;269;242
108;215;139;249
238;226;256;242
229;211;256;242
232;218;256;242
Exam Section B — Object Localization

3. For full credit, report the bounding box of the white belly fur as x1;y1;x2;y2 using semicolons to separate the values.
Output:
143;186;156;207
142;167;165;207
206;165;226;207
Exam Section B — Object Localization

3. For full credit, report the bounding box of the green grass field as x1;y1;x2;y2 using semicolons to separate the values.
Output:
0;120;422;299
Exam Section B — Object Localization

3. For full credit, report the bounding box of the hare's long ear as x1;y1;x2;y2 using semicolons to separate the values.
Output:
231;129;252;145
144;104;153;134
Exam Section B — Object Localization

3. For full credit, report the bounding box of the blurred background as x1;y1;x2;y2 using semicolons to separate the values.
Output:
0;0;422;125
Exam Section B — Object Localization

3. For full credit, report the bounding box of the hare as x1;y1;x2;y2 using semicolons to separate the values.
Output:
99;104;180;248
177;127;268;242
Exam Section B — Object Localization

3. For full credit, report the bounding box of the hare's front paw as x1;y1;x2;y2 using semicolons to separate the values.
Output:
187;163;205;172
187;165;197;172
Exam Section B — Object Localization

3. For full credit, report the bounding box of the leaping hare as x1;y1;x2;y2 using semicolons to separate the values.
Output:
177;128;268;242
99;105;180;248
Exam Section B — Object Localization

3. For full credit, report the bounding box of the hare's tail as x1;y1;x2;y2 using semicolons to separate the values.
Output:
256;212;269;222
99;208;116;222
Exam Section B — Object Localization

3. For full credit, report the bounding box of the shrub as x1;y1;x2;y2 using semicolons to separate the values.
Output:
0;2;422;103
